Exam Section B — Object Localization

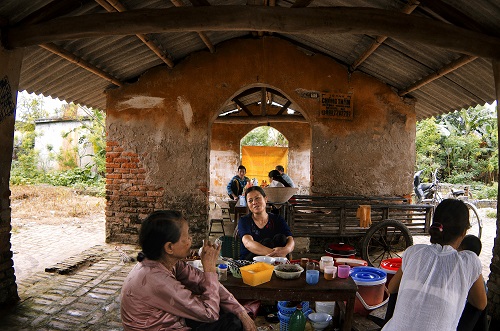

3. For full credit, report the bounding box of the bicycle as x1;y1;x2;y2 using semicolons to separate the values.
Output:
415;169;483;239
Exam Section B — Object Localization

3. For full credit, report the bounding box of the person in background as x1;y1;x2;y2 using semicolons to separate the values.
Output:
227;165;250;200
121;210;256;331
457;234;488;331
268;169;291;188
238;186;295;260
382;199;487;331
275;165;294;188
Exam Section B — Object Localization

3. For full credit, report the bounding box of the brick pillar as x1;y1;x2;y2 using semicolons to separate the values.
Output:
0;46;23;307
105;140;165;244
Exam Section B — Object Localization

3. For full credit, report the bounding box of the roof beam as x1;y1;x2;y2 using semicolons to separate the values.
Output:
171;0;215;53
16;0;93;26
5;7;500;59
40;43;123;86
399;55;478;96
291;0;313;8
234;99;254;117
215;115;306;124
95;0;174;68
350;0;420;71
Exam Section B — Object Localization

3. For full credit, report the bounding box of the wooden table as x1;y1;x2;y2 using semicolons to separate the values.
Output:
223;273;357;331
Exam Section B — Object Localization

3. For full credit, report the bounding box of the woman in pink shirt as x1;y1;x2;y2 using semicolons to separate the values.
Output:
121;210;256;331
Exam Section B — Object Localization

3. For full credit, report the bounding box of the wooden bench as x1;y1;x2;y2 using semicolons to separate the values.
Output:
289;195;433;239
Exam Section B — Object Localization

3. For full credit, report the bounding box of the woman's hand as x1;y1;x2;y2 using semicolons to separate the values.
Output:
200;239;221;273
268;246;288;257
237;311;256;331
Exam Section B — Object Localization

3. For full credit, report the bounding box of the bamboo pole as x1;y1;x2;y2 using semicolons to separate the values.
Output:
398;55;478;96
350;0;420;71
40;43;123;86
214;115;306;124
97;0;175;68
171;0;215;53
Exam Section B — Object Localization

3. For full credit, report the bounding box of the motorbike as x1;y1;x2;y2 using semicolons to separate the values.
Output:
413;169;440;204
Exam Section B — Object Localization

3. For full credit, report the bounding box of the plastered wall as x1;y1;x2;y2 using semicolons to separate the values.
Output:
105;36;416;245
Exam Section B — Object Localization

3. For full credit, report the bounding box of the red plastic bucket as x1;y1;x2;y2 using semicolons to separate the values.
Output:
380;258;402;284
325;243;356;259
350;267;389;316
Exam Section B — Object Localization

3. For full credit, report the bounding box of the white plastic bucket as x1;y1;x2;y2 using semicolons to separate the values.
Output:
315;301;336;316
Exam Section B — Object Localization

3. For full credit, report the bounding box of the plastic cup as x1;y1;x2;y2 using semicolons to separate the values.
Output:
306;270;320;285
306;262;317;271
337;265;350;278
300;258;309;268
324;266;337;280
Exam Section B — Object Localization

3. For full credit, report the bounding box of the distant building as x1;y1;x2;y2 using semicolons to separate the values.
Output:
34;107;94;171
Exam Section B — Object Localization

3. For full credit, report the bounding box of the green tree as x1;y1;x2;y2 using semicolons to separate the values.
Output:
241;126;288;146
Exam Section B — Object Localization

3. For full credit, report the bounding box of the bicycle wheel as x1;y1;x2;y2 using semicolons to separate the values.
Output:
464;201;482;239
361;220;413;268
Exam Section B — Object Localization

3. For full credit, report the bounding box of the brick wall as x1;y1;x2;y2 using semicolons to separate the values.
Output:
105;140;164;244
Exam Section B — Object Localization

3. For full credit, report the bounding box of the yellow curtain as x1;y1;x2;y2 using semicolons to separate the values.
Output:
241;146;288;186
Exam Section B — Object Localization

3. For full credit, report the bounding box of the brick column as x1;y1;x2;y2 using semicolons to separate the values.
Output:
105;140;165;244
0;45;23;306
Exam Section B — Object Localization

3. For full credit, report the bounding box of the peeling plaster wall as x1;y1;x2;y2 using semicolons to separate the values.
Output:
105;37;415;245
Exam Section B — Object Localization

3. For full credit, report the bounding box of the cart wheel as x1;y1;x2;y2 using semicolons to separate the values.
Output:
464;201;483;239
361;220;413;268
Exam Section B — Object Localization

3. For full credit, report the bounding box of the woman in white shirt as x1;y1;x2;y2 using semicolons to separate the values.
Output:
382;199;487;331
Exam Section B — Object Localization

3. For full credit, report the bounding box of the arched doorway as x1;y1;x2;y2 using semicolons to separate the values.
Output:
209;86;311;199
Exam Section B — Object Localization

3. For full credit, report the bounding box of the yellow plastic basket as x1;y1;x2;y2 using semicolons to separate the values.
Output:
240;262;274;286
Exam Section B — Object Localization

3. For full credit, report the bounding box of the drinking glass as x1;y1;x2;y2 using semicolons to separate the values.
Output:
337;265;351;278
306;269;320;285
306;262;317;271
324;266;337;280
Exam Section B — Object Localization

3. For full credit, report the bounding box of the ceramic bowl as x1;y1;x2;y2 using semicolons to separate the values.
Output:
308;312;332;331
253;256;275;264
274;264;304;279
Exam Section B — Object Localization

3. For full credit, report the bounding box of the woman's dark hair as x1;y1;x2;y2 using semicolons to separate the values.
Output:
137;210;184;261
245;186;266;198
429;199;470;245
268;170;291;187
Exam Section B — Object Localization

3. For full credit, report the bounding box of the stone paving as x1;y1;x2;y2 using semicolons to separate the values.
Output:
0;244;138;331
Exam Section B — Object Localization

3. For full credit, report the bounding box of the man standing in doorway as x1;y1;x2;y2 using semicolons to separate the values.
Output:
275;165;295;188
227;165;250;200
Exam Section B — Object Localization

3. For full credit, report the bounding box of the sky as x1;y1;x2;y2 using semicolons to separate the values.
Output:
17;90;67;116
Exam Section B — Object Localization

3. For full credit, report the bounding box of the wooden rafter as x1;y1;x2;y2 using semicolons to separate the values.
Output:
234;99;254;117
15;0;93;26
40;43;123;87
277;100;292;115
417;0;487;33
291;0;314;8
171;0;215;53
5;7;500;59
260;87;267;116
95;0;174;68
350;0;419;71
215;115;306;124
399;55;478;96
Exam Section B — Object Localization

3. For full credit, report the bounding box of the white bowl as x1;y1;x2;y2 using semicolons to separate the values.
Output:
274;264;304;279
273;257;289;265
308;313;332;331
262;187;299;203
253;256;275;264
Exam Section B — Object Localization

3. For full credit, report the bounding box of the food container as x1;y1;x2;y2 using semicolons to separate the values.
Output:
350;266;389;316
325;243;356;259
274;264;304;280
319;256;334;272
240;262;274;286
380;257;402;284
334;258;368;267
